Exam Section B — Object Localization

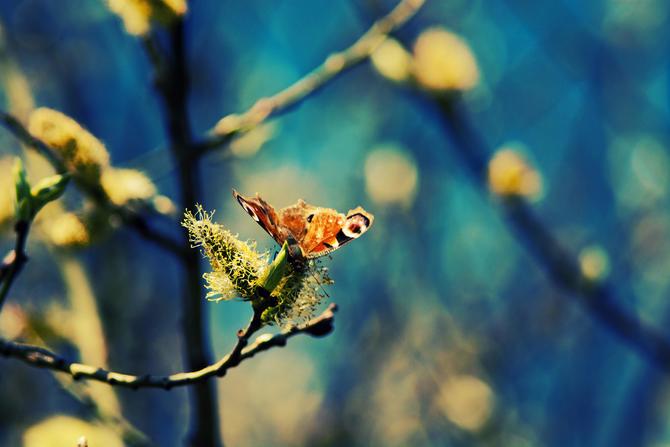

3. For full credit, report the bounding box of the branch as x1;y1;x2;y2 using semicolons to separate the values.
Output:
0;220;31;311
192;0;425;156
434;94;670;372
0;110;184;257
146;17;219;446
0;304;338;389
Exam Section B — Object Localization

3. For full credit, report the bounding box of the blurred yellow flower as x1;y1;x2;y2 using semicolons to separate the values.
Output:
365;145;419;208
100;167;157;206
0;157;14;229
106;0;187;36
371;38;413;82
413;27;479;91
28;108;110;183
579;245;611;281
152;194;177;215
23;415;123;447
0;303;27;340
438;374;494;431
44;212;90;248
488;147;543;199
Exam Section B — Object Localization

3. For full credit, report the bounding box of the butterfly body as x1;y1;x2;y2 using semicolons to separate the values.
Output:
233;190;374;259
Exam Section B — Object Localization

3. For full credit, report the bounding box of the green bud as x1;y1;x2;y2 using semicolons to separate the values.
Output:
31;173;70;214
257;241;289;293
13;158;32;221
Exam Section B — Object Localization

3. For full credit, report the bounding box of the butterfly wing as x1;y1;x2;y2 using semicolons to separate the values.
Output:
232;189;285;245
300;206;374;259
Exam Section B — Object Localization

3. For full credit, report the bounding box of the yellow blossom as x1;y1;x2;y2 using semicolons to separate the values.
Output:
579;245;611;281
182;206;332;325
43;212;90;248
23;415;123;447
100;167;157;206
0;157;14;229
371;38;413;82
365;145;419;207
182;206;267;301
28;108;109;183
106;0;188;36
413;27;479;91
438;375;494;431
488;147;543;199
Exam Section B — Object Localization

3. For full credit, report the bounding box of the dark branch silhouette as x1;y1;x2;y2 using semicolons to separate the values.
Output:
0;304;337;389
435;94;670;372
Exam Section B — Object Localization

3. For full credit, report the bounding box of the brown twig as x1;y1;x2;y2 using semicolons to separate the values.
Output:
191;0;425;157
0;304;338;389
0;220;31;312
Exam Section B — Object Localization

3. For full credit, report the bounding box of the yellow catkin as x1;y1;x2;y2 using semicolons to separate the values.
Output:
100;167;157;206
413;27;479;91
0;158;14;229
266;261;333;326
364;145;419;207
182;206;267;301
106;0;187;36
28;108;110;183
182;206;332;325
371;38;413;82
488;148;543;198
579;245;610;281
23;416;123;447
44;212;90;248
438;375;494;431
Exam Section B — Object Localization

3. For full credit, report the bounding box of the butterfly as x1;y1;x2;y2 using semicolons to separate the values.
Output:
233;189;374;259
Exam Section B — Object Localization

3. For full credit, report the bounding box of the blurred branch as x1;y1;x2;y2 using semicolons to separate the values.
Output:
434;94;670;372
0;110;185;257
0;303;338;388
0;220;30;311
144;17;220;447
191;0;425;157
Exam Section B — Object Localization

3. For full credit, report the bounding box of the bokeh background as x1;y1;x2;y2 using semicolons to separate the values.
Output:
1;0;670;446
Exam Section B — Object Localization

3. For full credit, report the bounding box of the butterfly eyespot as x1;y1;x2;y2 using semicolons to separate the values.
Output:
306;213;315;223
342;213;370;238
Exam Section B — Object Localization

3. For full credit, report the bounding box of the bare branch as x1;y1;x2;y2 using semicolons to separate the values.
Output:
192;0;425;156
0;220;31;311
144;16;220;446
434;94;670;372
0;304;338;389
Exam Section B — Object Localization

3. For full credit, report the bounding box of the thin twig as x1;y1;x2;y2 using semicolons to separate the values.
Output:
0;304;338;389
0;110;184;257
191;0;425;157
0;220;31;312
